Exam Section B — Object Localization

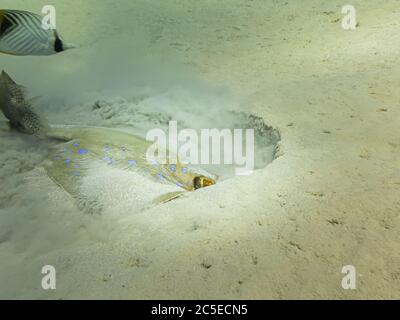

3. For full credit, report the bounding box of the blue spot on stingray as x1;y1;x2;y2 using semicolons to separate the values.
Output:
176;182;184;188
78;148;88;155
103;156;113;165
104;146;111;152
170;164;177;172
65;159;71;164
181;167;188;174
74;164;80;169
73;142;80;147
128;160;137;166
73;171;79;176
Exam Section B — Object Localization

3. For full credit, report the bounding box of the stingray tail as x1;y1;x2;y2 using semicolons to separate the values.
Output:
0;70;48;135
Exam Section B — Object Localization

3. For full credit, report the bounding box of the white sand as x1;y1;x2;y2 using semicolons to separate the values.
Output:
0;0;399;299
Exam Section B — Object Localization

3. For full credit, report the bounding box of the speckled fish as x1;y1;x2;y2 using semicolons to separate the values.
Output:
0;71;216;212
0;9;74;56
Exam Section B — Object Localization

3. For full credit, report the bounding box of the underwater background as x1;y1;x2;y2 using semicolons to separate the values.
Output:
0;0;399;299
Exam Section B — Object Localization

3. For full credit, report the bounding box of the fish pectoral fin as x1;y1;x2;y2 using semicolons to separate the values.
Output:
152;191;187;205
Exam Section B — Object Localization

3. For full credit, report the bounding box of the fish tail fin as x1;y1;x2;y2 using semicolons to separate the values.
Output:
0;70;48;135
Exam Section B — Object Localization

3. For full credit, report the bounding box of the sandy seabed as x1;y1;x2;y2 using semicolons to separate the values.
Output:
0;0;399;299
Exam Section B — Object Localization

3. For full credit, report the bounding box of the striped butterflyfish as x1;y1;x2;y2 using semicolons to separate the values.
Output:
0;9;74;56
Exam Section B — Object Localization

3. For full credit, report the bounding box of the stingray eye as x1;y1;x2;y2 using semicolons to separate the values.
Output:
193;176;216;190
54;32;64;53
193;177;202;190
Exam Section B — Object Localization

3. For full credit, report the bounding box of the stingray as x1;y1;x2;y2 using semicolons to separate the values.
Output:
0;71;216;213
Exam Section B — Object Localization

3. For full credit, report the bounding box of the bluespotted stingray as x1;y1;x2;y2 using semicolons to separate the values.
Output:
0;71;216;213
